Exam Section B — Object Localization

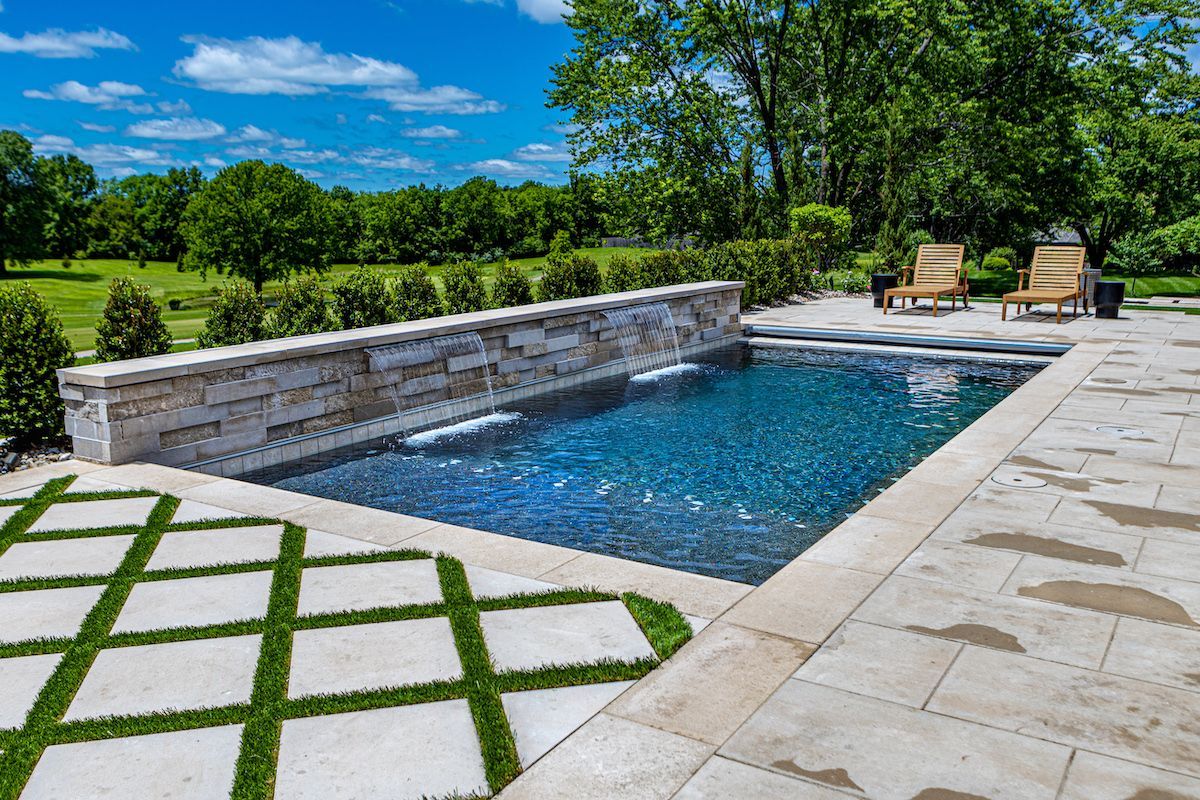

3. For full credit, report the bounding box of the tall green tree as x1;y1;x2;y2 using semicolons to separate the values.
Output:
182;160;334;293
0;131;47;274
1066;29;1200;267
38;154;97;260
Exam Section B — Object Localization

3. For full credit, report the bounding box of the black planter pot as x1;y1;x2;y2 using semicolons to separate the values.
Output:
1094;281;1125;319
871;273;899;308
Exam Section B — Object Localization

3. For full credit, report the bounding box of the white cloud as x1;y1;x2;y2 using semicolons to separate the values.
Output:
33;133;174;167
125;117;227;141
348;147;435;172
24;80;153;113
78;121;115;133
0;27;135;58
228;125;306;149
157;99;192;114
203;156;227;168
401;124;461;139
173;35;416;95
335;113;347;125
463;158;552;179
364;85;504;115
516;0;570;24
173;35;503;115
511;142;571;162
366;113;389;124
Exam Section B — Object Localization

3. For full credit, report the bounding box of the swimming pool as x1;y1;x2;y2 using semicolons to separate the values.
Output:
244;344;1042;584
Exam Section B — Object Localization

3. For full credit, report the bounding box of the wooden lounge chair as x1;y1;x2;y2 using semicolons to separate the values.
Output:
1002;246;1086;324
883;244;968;317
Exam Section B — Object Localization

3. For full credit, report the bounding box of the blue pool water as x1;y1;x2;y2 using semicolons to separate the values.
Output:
246;345;1042;585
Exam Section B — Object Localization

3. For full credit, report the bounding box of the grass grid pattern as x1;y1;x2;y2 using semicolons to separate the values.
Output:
0;475;692;799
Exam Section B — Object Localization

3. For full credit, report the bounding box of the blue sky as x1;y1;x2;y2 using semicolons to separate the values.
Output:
0;0;578;188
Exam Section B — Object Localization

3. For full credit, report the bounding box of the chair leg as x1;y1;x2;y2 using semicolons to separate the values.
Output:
1073;295;1078;318
1002;299;1008;321
1056;302;1063;324
932;294;939;317
883;292;889;315
952;291;957;311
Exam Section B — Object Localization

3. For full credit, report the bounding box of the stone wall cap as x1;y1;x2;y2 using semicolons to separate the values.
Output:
58;282;745;389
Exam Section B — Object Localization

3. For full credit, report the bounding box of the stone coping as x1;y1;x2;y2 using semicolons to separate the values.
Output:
58;282;744;389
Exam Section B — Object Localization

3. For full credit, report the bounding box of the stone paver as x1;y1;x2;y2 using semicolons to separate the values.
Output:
674;757;853;799
295;559;443;616
26;496;159;533
0;534;135;580
274;700;489;800
721;679;1071;800
288;617;462;698
0;653;61;729
928;645;1200;777
65;635;261;721
466;564;559;598
502;681;635;768
792;619;960;708
170;499;250;525
20;724;244;800
0;504;20;527
0;584;105;643
1059;750;1200;799
497;713;713;800
145;524;283;571
302;529;387;558
1102;616;1200;691
112;571;274;633
480;600;655;672
606;621;812;745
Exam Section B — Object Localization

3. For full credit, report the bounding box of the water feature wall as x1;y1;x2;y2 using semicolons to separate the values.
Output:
602;302;682;377
367;333;497;435
56;282;744;474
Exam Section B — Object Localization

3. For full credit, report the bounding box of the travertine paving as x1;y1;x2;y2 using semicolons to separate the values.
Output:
0;476;686;799
4;296;1199;798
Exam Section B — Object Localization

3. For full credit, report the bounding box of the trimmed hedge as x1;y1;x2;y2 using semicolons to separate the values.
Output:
490;260;534;308
267;275;333;338
537;252;604;302
331;266;394;329
94;277;173;363
393;264;443;321
196;282;266;348
443;261;487;315
0;283;76;445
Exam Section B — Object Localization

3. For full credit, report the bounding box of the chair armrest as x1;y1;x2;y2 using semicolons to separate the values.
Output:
1016;269;1029;291
898;265;913;286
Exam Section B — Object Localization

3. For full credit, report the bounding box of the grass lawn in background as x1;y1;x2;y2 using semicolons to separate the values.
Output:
965;267;1200;299
4;248;641;351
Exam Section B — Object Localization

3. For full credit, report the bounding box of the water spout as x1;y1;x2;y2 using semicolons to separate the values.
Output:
367;332;499;437
602;302;683;377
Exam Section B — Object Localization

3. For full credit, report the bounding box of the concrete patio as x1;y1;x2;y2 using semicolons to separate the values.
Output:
1;296;1198;798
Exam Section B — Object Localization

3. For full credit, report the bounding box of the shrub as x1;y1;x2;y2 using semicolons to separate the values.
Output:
1155;214;1200;271
982;246;1019;271
537;251;604;302
509;236;545;259
604;253;645;293
442;261;487;315
393;264;443;321
267;275;332;338
196;282;266;348
167;298;183;311
94;277;173;362
840;270;871;294
704;239;802;307
331;266;395;330
788;203;852;273
490;260;535;308
548;229;573;258
641;249;707;287
0;283;75;446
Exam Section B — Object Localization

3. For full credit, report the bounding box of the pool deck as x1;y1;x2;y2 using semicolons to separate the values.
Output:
4;296;1200;798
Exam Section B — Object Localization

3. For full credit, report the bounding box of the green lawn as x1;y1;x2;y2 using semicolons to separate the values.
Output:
4;248;640;351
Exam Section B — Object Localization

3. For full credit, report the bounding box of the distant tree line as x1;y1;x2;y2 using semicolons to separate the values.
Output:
0;130;615;283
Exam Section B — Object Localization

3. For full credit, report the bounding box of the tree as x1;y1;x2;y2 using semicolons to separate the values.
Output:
117;167;204;261
39;154;97;260
94;277;173;362
1066;39;1200;267
86;192;142;259
550;0;1197;246
0;131;47;274
440;177;510;255
182;161;334;293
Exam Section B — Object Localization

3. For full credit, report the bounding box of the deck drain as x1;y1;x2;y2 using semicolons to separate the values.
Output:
991;473;1048;489
1095;425;1144;437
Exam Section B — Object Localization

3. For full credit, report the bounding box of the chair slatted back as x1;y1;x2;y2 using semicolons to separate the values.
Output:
1029;246;1085;292
912;244;965;287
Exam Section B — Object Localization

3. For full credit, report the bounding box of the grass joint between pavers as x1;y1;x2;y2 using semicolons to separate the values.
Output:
0;475;693;798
